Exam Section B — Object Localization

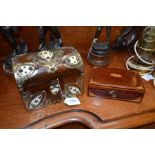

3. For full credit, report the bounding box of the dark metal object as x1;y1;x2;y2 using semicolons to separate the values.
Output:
113;26;143;50
87;26;111;66
0;26;28;74
37;26;63;50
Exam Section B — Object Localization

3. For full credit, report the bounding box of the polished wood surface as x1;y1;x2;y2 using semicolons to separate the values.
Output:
0;26;155;129
88;67;144;103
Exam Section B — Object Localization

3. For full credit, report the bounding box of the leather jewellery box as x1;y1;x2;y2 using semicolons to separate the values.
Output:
88;67;145;103
12;47;84;110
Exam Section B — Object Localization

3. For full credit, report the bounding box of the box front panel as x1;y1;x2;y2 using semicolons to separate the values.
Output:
19;79;63;110
19;72;83;110
59;72;84;99
88;87;143;103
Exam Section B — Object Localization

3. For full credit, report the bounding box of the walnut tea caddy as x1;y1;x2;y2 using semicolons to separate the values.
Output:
12;47;84;110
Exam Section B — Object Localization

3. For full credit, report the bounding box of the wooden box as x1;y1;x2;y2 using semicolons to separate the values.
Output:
12;47;84;110
88;67;145;103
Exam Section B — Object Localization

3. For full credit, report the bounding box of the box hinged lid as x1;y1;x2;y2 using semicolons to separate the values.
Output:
89;67;145;93
12;47;84;87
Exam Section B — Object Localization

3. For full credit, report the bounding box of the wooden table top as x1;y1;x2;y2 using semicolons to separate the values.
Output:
0;49;155;128
0;26;155;129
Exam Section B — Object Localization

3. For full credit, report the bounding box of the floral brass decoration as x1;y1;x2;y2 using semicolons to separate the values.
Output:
12;47;84;110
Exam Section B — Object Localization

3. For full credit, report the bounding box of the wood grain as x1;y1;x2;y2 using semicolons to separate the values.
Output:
1;26;155;129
